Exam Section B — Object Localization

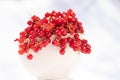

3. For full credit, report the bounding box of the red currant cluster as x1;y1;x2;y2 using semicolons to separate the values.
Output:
15;9;91;60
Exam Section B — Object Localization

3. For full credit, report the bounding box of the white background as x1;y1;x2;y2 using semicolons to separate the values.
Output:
0;0;120;80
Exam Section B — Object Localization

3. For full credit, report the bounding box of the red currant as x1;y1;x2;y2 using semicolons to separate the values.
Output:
27;54;33;60
74;33;79;39
15;9;91;60
59;48;65;55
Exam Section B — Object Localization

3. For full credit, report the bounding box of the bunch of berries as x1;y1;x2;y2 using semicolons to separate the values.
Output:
15;9;91;60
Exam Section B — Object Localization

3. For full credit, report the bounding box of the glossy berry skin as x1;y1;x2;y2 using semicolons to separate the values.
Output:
59;48;65;55
74;33;79;39
15;9;91;60
27;54;33;60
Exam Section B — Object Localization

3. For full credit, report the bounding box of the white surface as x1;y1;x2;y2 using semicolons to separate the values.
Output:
0;0;120;80
20;39;79;80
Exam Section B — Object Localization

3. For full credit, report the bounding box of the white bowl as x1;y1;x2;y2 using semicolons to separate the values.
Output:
20;37;80;80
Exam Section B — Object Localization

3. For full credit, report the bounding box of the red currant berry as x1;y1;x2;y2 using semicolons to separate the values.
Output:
52;40;60;46
59;48;65;55
18;49;24;55
45;31;52;38
85;48;91;54
15;9;91;58
67;37;72;42
27;54;33;60
74;33;79;39
27;20;33;26
31;15;39;21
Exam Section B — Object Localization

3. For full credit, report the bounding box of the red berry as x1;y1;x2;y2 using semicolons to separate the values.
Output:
69;39;74;48
55;29;61;36
61;29;68;36
60;43;66;49
59;48;65;55
74;33;79;39
79;27;84;34
31;15;39;21
52;40;60;46
18;38;24;43
15;9;91;59
27;54;33;60
85;48;91;54
45;12;50;17
67;37;72;42
45;31;52;38
60;38;67;44
38;30;44;38
73;46;79;51
43;39;51;47
25;27;32;34
27;20;33;26
18;49;24;55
